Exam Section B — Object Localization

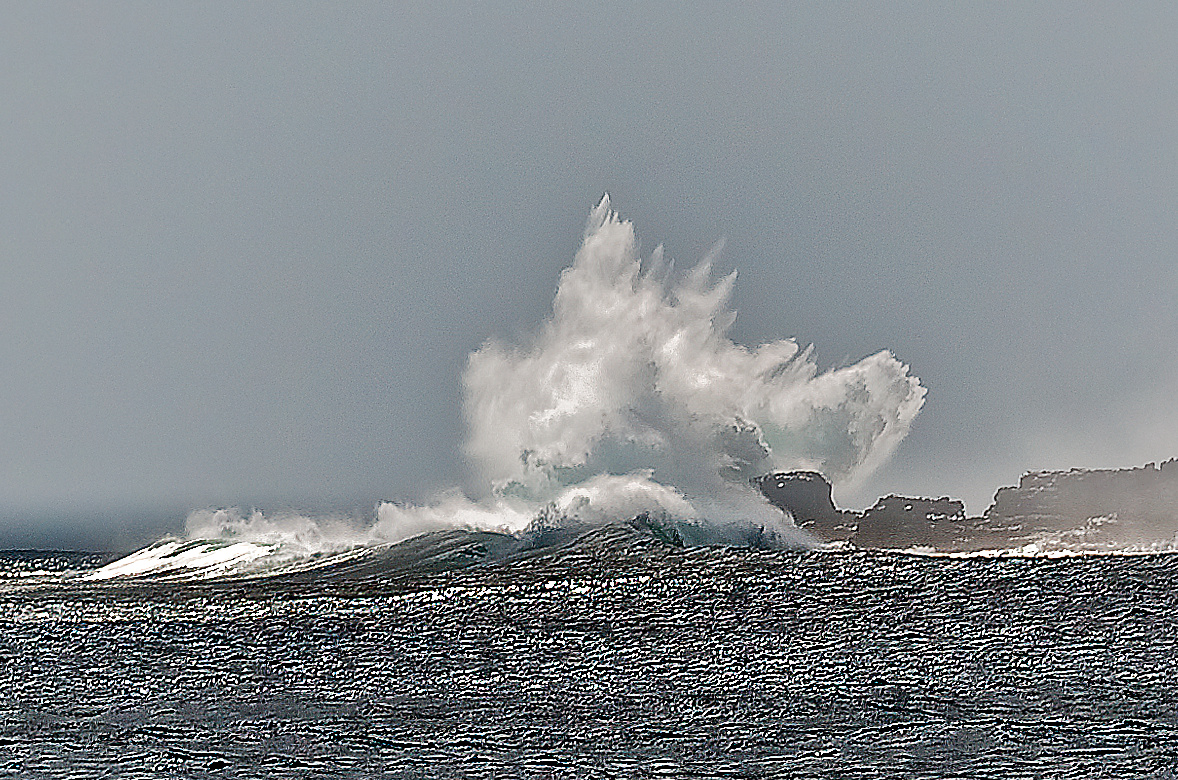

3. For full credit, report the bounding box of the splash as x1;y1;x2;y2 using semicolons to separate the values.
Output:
179;196;926;555
463;195;923;505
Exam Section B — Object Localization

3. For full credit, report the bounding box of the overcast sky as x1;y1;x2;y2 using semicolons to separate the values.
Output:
3;3;1177;548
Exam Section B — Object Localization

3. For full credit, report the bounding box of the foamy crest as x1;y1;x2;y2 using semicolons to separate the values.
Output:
551;473;700;525
374;491;534;542
185;508;374;552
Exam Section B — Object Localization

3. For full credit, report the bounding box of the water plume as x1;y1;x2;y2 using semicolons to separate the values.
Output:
453;195;923;534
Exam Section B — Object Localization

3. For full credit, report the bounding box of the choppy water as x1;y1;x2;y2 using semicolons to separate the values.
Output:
2;531;1177;779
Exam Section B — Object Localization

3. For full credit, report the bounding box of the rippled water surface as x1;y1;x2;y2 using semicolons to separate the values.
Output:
2;540;1177;778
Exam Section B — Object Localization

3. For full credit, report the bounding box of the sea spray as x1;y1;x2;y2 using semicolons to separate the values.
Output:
462;196;924;505
392;194;924;543
130;195;927;566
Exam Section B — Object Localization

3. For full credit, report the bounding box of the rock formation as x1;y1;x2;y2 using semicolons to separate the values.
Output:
853;495;966;549
977;460;1178;549
752;472;856;541
757;460;1178;551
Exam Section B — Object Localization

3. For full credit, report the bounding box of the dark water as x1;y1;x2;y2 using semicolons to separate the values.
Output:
2;533;1177;779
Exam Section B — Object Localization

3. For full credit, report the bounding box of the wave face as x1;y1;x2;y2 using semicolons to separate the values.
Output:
101;196;926;580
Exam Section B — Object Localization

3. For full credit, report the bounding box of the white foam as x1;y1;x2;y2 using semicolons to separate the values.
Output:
886;542;1178;559
85;539;275;580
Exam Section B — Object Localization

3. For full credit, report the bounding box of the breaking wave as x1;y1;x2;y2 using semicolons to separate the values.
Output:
100;195;926;579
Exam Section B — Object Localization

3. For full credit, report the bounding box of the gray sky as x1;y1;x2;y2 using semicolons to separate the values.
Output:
3;3;1177;548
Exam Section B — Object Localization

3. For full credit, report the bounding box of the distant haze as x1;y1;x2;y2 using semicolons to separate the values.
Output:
3;3;1177;549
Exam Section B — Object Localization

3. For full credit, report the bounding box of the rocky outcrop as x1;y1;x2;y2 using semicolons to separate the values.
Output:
755;470;965;548
756;460;1178;551
753;471;856;541
978;459;1178;548
853;495;966;549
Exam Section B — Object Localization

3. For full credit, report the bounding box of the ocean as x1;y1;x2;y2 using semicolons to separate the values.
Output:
3;529;1176;779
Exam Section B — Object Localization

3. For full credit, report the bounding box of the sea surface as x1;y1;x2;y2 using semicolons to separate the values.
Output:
2;528;1177;779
